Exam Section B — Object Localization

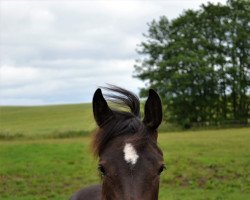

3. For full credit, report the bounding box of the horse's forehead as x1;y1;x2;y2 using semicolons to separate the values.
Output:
123;143;139;165
100;136;162;165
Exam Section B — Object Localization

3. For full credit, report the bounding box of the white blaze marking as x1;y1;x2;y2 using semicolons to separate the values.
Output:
123;143;139;165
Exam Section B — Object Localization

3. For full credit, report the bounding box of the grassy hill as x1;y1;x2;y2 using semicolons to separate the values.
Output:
0;104;95;139
0;103;248;139
0;103;177;139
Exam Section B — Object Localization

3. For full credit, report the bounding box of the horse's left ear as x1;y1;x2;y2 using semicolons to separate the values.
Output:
143;89;162;133
92;88;113;127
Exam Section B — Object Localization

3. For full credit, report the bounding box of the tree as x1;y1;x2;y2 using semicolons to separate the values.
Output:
134;0;249;128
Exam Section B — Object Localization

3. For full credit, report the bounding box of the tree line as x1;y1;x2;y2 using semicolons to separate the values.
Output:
134;0;249;128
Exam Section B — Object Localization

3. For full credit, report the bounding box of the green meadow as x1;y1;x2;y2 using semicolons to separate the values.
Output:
0;104;95;139
0;104;249;200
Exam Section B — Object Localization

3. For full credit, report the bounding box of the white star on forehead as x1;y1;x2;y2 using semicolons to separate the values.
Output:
123;143;139;165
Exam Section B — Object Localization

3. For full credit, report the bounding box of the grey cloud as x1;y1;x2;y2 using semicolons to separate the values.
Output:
0;0;227;105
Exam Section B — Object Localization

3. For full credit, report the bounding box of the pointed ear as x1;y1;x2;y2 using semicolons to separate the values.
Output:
143;89;162;131
92;88;113;127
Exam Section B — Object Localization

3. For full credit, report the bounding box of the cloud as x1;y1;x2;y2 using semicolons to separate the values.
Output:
1;65;39;87
0;0;227;105
0;59;143;104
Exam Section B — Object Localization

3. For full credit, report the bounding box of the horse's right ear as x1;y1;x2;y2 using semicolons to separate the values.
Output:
92;88;113;127
143;89;162;131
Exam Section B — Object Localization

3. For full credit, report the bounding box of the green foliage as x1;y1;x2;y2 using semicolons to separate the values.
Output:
0;128;249;199
134;0;250;128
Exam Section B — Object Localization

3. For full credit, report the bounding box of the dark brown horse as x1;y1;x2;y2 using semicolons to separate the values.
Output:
70;86;165;200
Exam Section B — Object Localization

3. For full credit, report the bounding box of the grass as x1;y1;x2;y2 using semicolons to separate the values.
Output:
0;104;249;199
0;104;95;139
0;128;249;200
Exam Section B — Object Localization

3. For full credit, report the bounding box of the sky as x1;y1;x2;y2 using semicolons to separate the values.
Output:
0;0;227;105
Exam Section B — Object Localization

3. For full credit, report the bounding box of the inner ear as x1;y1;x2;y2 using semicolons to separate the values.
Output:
92;88;113;127
143;89;162;131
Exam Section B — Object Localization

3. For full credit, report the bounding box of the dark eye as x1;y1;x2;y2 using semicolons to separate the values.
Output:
98;164;106;176
158;164;166;175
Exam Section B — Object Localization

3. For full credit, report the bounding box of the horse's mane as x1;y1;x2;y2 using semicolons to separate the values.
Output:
92;85;148;156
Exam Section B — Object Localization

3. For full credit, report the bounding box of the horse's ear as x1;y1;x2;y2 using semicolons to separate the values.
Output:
92;88;113;127
143;89;162;132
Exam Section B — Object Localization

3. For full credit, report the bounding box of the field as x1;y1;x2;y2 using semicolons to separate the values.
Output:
0;105;249;200
0;104;95;139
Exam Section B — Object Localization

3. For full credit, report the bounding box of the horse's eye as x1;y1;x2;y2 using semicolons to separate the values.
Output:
98;164;106;176
158;164;166;175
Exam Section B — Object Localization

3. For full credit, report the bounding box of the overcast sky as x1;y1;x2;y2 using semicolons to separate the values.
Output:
0;0;226;105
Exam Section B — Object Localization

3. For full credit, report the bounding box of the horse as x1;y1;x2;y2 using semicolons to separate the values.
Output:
70;85;165;200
